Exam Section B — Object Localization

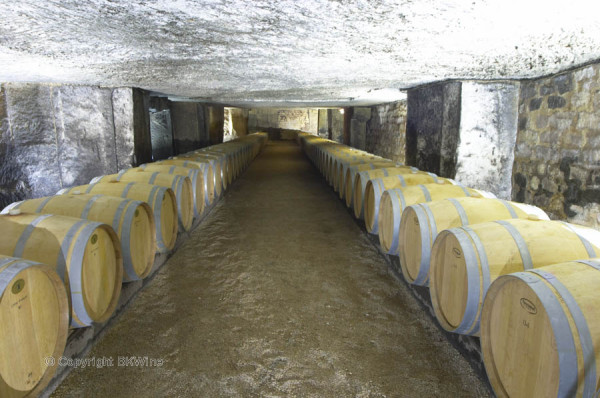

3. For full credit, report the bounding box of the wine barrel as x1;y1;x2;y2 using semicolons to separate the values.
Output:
203;145;244;180
335;156;383;193
139;163;205;218
353;167;425;219
0;255;69;398
342;161;399;204
0;212;123;328
193;149;233;186
3;193;156;282
58;181;177;253
174;153;224;195
340;161;394;201
378;184;495;255
481;260;600;398
91;170;193;232
429;219;600;336
398;197;548;286
154;159;215;206
363;173;452;231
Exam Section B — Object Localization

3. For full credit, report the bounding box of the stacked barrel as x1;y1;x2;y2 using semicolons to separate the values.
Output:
0;132;267;395
298;132;600;398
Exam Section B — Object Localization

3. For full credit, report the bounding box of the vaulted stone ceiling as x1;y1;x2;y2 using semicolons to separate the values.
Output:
1;0;598;106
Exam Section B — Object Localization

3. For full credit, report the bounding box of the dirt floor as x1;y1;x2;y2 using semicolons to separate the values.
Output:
52;141;490;397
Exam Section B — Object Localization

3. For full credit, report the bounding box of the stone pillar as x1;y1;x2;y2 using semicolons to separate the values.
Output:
454;82;519;199
171;102;208;154
350;107;371;150
342;107;353;146
230;108;249;137
317;109;328;137
331;108;344;143
406;81;461;176
149;96;174;161
327;109;333;140
207;105;224;145
0;83;143;209
131;88;152;166
406;80;519;198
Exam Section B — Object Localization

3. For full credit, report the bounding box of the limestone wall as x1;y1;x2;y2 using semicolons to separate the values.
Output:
513;64;600;227
0;83;145;209
454;82;519;199
366;101;407;164
170;102;209;154
248;108;318;135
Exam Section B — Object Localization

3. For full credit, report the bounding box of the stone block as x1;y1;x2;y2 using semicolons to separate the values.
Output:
547;95;566;109
535;114;548;129
573;65;596;83
555;74;573;94
540;82;556;96
529;97;543;111
520;82;537;100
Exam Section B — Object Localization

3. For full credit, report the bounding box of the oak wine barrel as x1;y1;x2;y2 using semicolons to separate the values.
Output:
0;212;123;328
378;184;495;255
174;153;224;195
58;181;177;253
91;169;193;232
340;161;394;201
352;167;426;219
3;193;156;282
481;260;600;398
429;219;600;336
154;158;215;205
139;163;205;217
363;173;452;232
0;255;69;398
398;197;548;286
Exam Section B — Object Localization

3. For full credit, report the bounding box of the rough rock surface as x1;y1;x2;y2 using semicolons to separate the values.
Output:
406;82;461;177
248;109;318;134
1;1;599;106
513;64;600;227
0;83;137;209
367;101;407;164
454;82;519;199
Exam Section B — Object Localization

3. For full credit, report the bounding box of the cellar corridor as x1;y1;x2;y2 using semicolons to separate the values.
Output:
51;141;489;397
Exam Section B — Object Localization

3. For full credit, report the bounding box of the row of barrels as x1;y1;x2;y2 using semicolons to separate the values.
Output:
297;132;600;398
0;133;268;397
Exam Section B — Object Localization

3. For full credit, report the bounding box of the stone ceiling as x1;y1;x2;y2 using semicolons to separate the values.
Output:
1;0;599;106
